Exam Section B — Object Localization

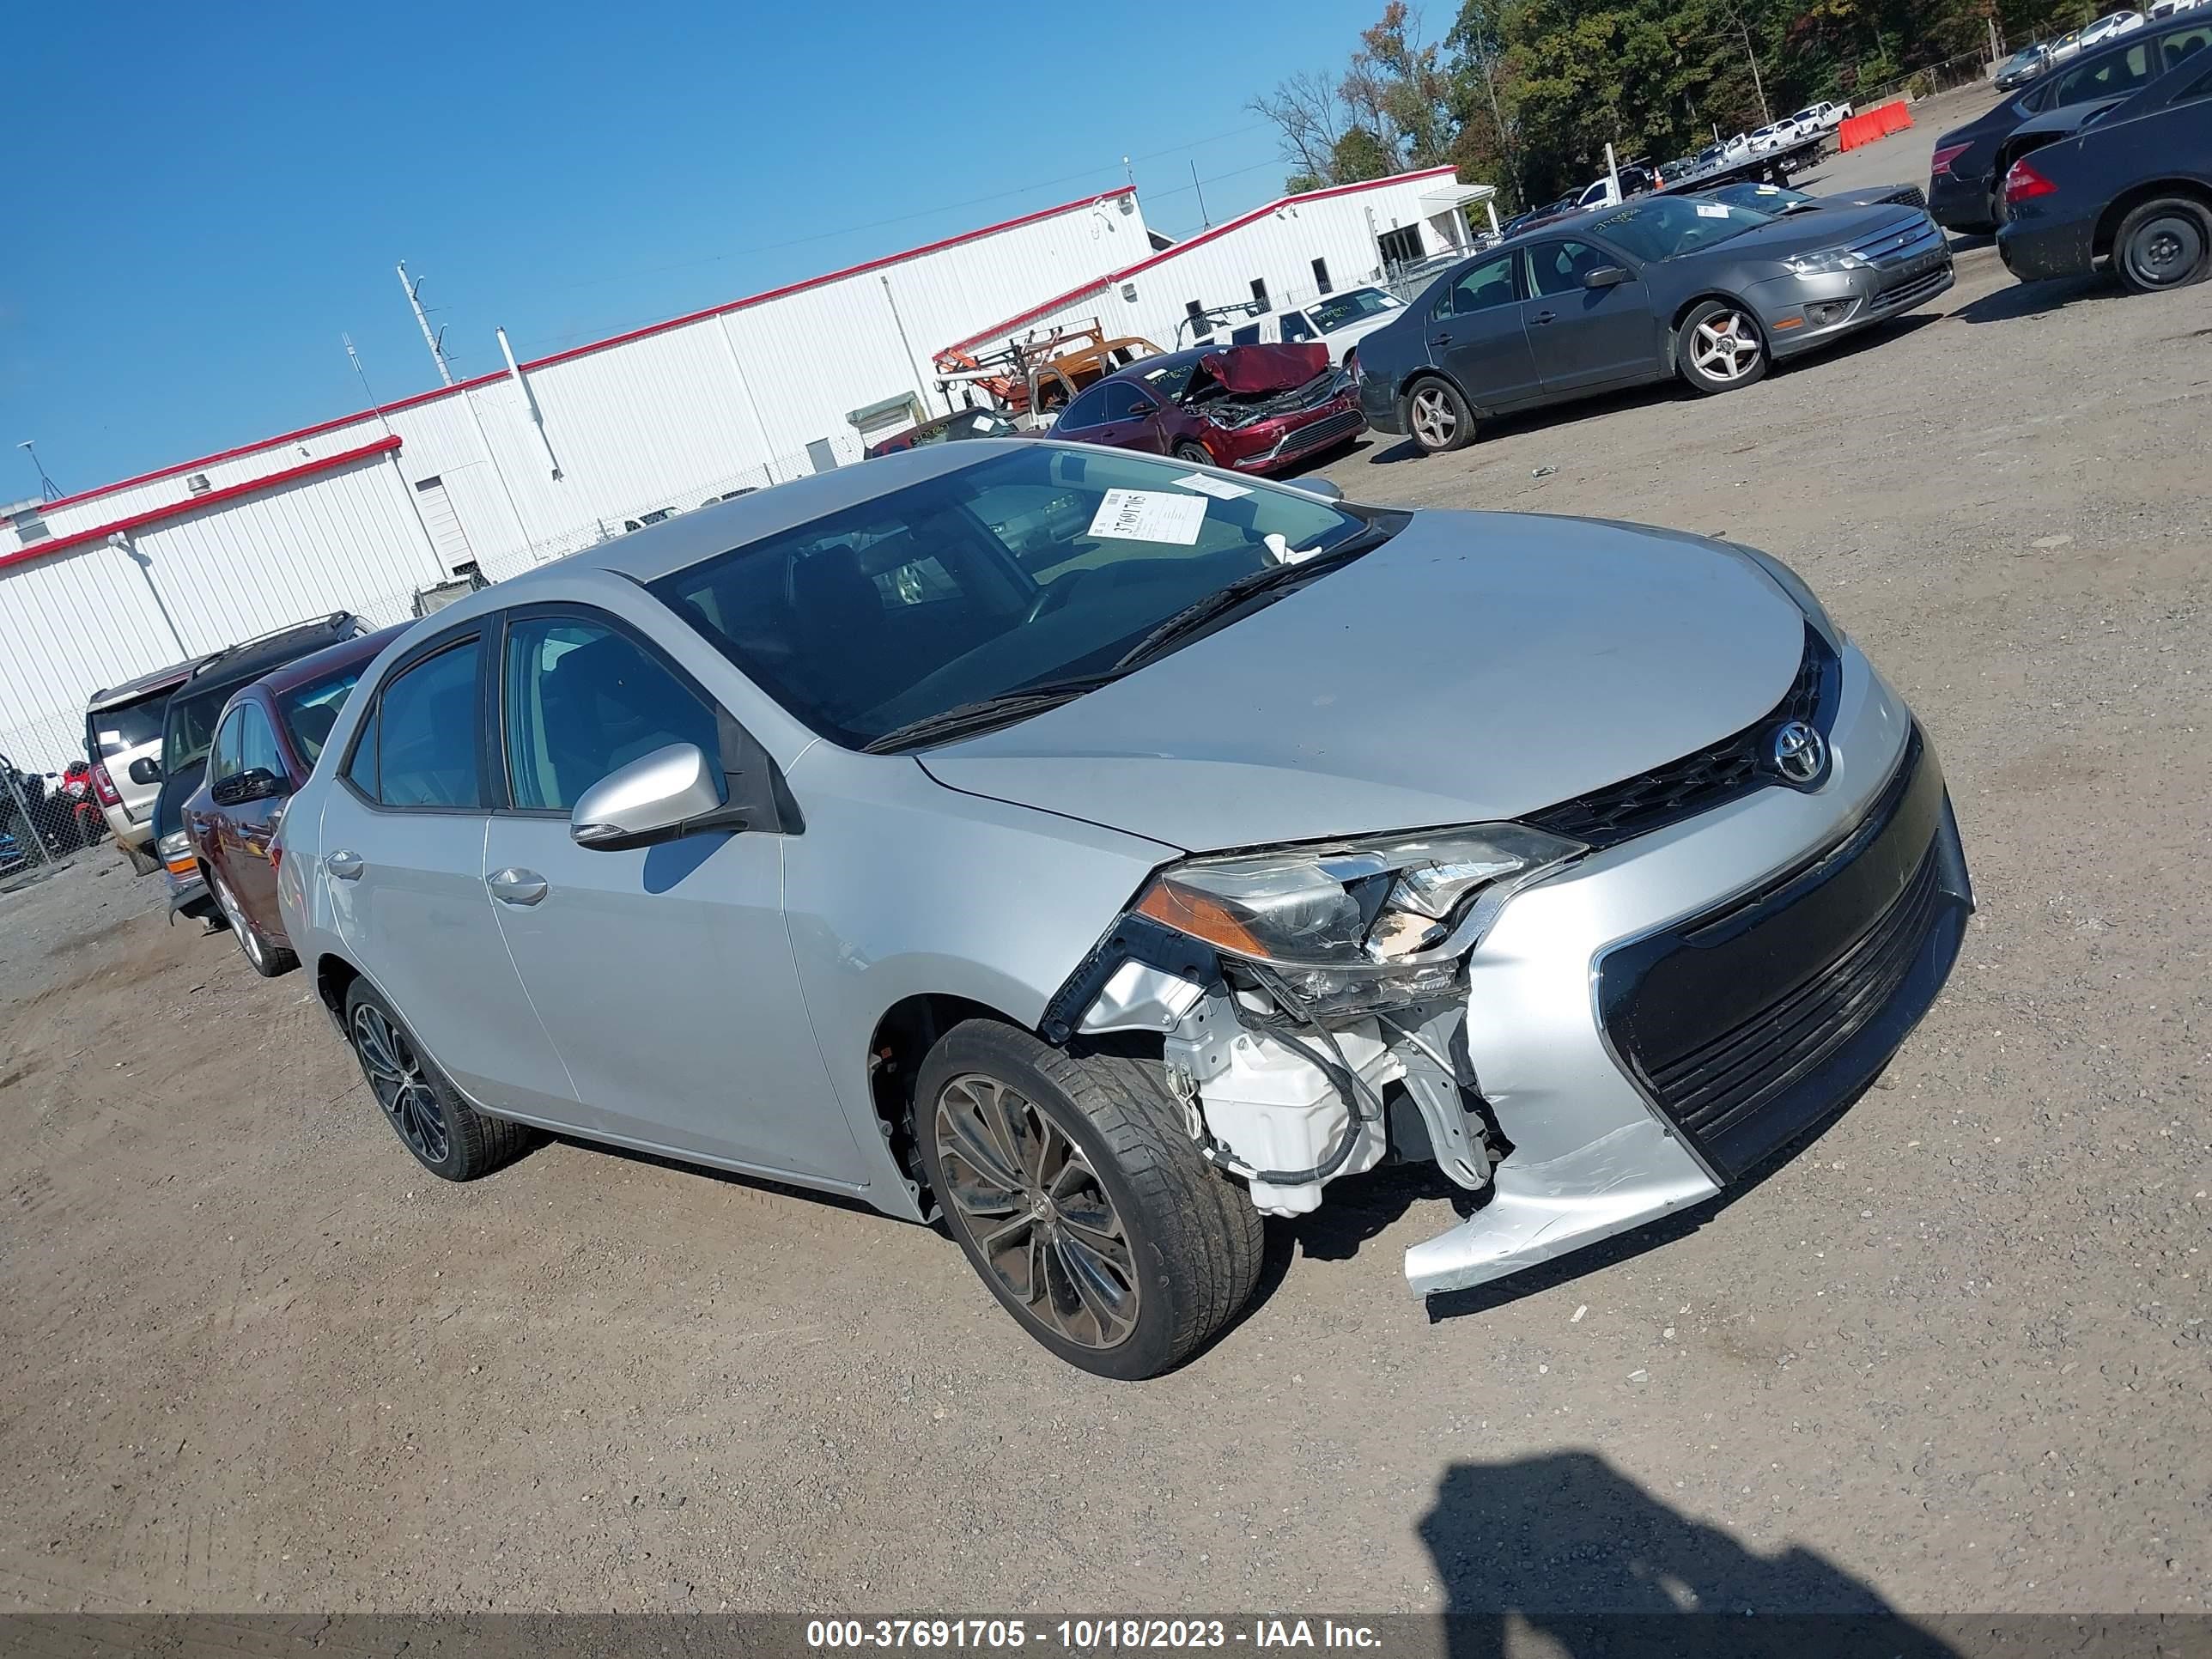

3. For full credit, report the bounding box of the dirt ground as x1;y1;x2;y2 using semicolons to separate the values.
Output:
2;88;2206;1625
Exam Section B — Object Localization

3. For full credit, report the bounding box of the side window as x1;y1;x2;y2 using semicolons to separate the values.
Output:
1279;311;1315;342
1229;323;1263;344
374;639;484;810
1526;240;1611;297
503;617;720;812
1432;255;1519;320
2160;25;2212;75
1056;385;1110;429
344;703;380;799
2058;40;2153;103
236;704;283;777
1096;382;1149;422
207;709;243;782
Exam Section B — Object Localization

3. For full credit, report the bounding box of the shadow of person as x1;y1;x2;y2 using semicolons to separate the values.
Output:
1419;1451;1960;1658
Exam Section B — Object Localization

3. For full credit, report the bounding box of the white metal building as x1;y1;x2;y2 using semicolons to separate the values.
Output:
0;165;1489;770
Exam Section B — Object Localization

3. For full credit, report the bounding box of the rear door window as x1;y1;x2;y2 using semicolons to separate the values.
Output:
1432;254;1520;320
363;639;484;809
2056;40;2154;103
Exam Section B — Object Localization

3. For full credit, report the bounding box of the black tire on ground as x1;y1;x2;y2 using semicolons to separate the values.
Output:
2112;196;2212;295
914;1018;1265;1381
1171;440;1214;465
1404;376;1475;453
343;979;538;1181
122;841;161;877
1676;299;1770;395
210;867;297;979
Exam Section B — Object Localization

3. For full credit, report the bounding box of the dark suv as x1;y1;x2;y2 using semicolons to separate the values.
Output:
146;613;364;917
1930;15;2212;231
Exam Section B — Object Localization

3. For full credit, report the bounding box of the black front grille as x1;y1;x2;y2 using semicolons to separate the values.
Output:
1525;624;1835;849
1644;836;1941;1146
1598;729;1973;1179
1879;185;1929;209
1871;264;1951;313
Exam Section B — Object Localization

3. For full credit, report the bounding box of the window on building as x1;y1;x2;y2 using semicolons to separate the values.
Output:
1377;225;1426;269
1311;257;1333;295
1249;277;1270;312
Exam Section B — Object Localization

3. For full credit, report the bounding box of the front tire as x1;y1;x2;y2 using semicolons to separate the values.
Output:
1404;377;1475;453
2113;197;2212;294
343;981;537;1181
1171;440;1214;466
1677;300;1769;394
915;1020;1264;1380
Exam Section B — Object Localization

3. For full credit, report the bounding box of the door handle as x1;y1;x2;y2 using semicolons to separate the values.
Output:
1432;331;1453;345
326;849;365;880
1533;310;1558;324
487;867;549;906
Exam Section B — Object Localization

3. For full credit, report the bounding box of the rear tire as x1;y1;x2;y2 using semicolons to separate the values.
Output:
1404;377;1475;453
2112;197;2212;294
915;1019;1264;1381
343;981;538;1181
122;841;161;877
1676;300;1770;395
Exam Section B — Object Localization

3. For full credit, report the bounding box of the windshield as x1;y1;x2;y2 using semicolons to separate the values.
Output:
651;446;1376;750
1307;288;1401;332
275;665;365;764
1586;195;1774;259
88;691;171;759
1705;181;1814;211
162;681;242;772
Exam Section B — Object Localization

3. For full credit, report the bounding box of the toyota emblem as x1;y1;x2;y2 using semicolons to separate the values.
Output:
1769;720;1829;787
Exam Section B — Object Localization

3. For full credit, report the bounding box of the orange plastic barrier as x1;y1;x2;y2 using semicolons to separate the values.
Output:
1878;99;1912;134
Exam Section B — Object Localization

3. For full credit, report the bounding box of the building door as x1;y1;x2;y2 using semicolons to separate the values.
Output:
411;476;475;571
805;439;840;474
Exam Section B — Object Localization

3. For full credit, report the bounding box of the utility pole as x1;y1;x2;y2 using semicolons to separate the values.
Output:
396;261;455;386
16;441;60;502
1729;5;1772;125
1190;160;1211;228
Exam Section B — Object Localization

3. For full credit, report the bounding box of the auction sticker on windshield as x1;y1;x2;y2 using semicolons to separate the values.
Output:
1696;203;1731;217
1090;489;1207;544
1172;472;1253;501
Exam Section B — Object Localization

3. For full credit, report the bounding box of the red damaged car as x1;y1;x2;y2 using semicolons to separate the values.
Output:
1047;342;1364;474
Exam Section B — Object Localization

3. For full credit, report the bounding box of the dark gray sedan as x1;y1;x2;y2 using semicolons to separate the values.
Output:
1357;193;1954;454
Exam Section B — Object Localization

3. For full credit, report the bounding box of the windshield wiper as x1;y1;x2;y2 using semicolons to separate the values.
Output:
1112;526;1395;674
861;673;1123;754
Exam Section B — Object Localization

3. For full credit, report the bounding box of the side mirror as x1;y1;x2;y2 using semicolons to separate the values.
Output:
128;757;162;786
1282;477;1345;502
1127;398;1158;416
211;767;289;808
1583;264;1632;289
571;743;729;852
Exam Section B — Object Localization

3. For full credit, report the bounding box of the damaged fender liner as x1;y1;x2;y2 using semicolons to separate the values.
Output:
1040;913;1218;1046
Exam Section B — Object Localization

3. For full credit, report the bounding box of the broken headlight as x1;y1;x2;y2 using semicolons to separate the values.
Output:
1131;823;1586;1010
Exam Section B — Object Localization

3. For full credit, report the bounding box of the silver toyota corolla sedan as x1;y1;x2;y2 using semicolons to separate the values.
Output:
276;440;1972;1379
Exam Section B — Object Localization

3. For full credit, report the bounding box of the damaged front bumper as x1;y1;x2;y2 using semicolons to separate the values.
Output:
1056;638;1972;1303
1405;645;1970;1297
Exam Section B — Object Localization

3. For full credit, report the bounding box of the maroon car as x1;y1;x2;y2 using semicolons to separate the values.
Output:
182;623;406;975
1047;342;1364;474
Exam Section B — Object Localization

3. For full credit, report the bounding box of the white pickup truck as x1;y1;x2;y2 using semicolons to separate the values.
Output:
1785;100;1856;132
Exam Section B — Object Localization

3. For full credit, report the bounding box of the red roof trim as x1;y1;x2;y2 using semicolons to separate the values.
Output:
0;435;404;572
33;188;1139;519
941;167;1462;355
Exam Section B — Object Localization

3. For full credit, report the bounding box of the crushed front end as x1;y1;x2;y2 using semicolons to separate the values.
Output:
1042;628;1972;1300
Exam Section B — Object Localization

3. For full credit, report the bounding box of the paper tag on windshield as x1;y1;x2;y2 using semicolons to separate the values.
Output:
1173;471;1253;501
1696;203;1731;218
1088;489;1207;545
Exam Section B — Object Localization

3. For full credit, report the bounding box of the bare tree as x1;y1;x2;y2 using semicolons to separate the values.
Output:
1248;69;1353;190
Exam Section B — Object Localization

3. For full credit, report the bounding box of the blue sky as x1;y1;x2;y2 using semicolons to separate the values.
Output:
5;0;1376;497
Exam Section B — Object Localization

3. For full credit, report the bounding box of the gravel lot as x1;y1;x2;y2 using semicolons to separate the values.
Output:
2;88;2206;1628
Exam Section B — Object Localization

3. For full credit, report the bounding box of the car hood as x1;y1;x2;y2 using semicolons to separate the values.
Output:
918;511;1807;853
1818;184;1925;209
1684;204;1924;264
2012;95;2123;136
1198;343;1331;393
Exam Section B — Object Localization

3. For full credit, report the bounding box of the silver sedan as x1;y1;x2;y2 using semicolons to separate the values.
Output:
276;441;1972;1378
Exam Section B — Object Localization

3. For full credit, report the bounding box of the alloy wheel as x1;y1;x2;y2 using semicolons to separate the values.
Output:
1409;386;1458;448
352;1005;450;1164
1689;311;1763;382
932;1073;1139;1350
2126;212;2205;289
213;874;264;972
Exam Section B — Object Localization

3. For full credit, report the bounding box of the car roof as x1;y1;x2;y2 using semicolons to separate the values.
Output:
248;622;412;697
180;612;362;693
86;653;218;711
